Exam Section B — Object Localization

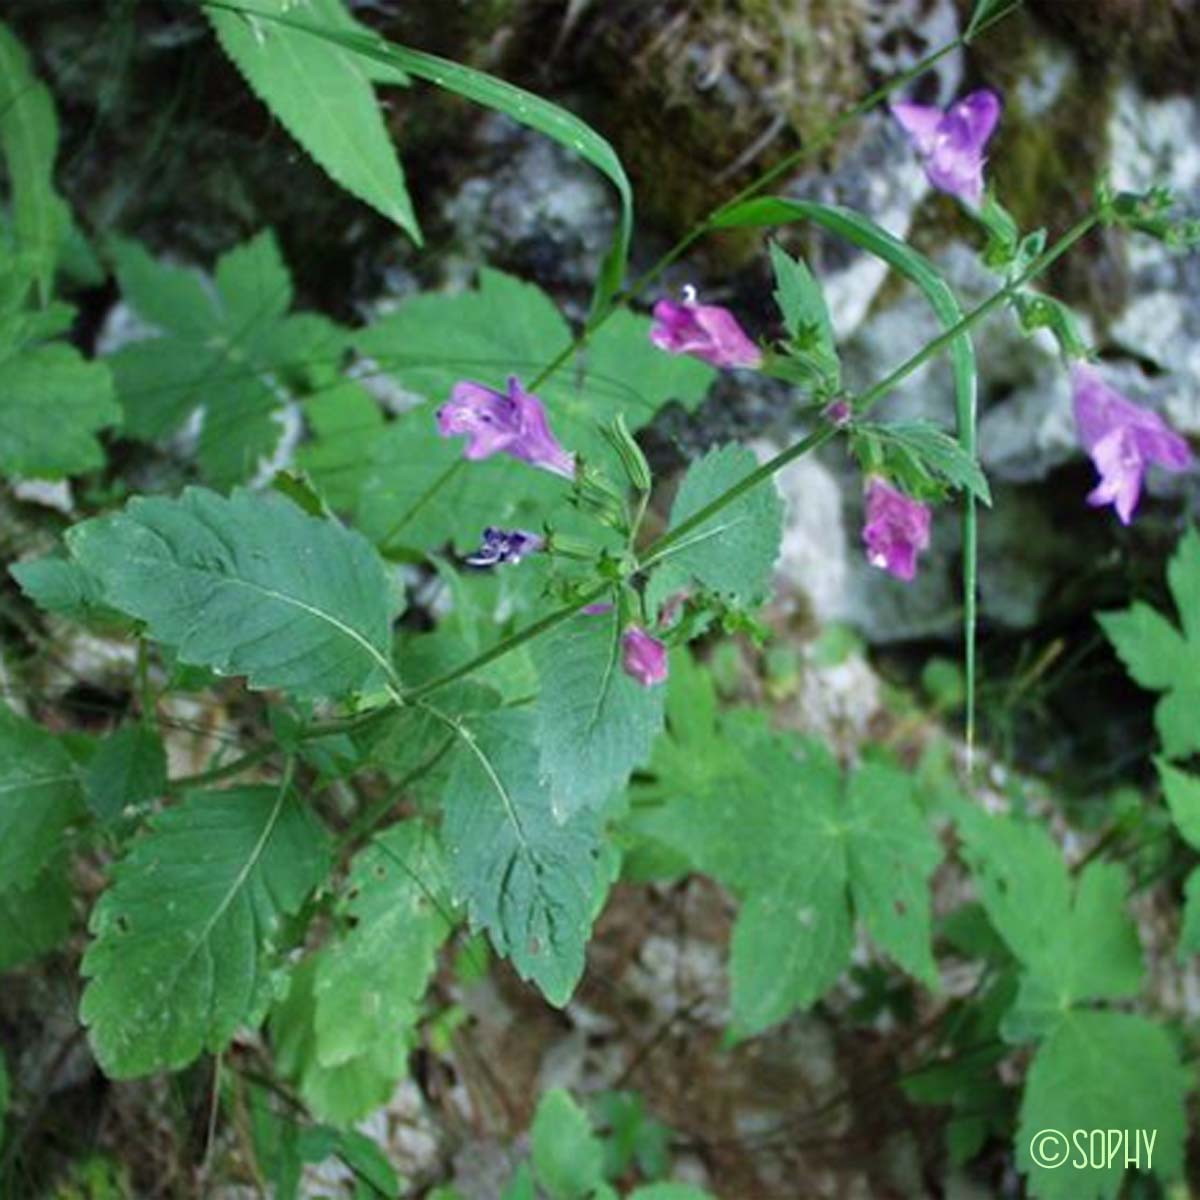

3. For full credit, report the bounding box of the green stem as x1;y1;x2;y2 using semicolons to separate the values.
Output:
168;744;276;790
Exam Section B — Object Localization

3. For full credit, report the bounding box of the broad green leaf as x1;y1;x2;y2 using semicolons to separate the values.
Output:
0;21;65;301
81;785;330;1076
532;608;665;819
64;487;398;701
302;822;453;1122
1016;1010;1187;1200
0;709;85;890
530;1089;605;1200
629;1187;717;1200
440;707;608;1006
214;4;634;313
108;233;345;486
0;859;72;971
355;270;712;552
655;444;784;604
8;555;125;628
207;0;419;242
1157;758;1200;848
844;763;941;986
296;382;386;511
0;340;118;480
956;808;1142;1025
1098;526;1200;759
769;241;839;392
711;196;982;739
84;724;167;822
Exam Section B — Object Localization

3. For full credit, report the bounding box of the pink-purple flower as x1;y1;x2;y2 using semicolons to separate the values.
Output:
436;376;575;479
890;89;1001;207
1072;363;1192;525
621;626;669;687
649;286;762;369
862;477;932;582
465;527;544;567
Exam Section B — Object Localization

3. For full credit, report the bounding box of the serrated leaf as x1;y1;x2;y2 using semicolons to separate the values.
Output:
300;822;453;1123
532;608;665;819
207;0;419;242
83;724;167;822
861;420;992;504
64;486;398;701
1016;1010;1187;1200
530;1089;605;1200
8;555;126;628
0;340;118;480
769;241;839;391
0;21;65;301
0;709;85;890
0;859;72;971
355;270;713;552
81;785;330;1076
655;444;783;604
108;232;345;486
1098;526;1200;759
440;707;608;1006
1157;758;1200;849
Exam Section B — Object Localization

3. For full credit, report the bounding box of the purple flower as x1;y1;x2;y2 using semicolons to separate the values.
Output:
890;89;1001;207
465;527;544;567
862;478;932;582
649;286;762;369
437;376;575;479
621;626;669;687
1072;364;1192;525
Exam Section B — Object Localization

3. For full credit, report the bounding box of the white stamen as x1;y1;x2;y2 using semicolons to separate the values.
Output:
680;284;698;305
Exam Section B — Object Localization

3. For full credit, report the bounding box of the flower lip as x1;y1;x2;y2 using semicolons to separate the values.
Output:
862;477;932;582
649;288;762;369
436;375;576;479
891;88;1001;207
465;526;544;567
1072;363;1193;525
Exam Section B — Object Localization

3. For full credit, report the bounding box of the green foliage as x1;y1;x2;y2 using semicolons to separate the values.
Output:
531;1089;607;1200
964;0;1022;42
532;608;666;819
8;555;125;628
1156;759;1200;957
854;420;992;504
0;708;85;890
440;706;610;1006
1098;525;1200;759
207;0;419;243
0;859;72;971
83;724;167;823
275;821;453;1123
0;21;65;301
108;232;344;486
81;785;330;1077
63;487;399;701
768;241;840;393
653;445;784;605
295;382;387;512
629;654;941;1035
352;270;713;552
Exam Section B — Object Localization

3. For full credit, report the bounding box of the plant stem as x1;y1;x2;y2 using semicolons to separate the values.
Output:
168;744;276;790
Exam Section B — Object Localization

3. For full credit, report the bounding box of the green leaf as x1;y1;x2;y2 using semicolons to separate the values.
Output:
213;4;634;313
0;709;85;890
859;420;992;504
844;763;942;986
84;724;167;822
0;859;72;971
64;487;398;701
532;608;665;818
1157;758;1200;848
440;707;608;1006
355;271;712;552
1180;870;1200;959
206;0;419;242
0;21;65;302
956;809;1143;1026
8;555;126;628
655;444;784;604
0;334;118;480
629;1186;717;1200
1098;525;1200;759
1016;1010;1187;1200
81;785;330;1076
964;0;1022;42
108;233;345;486
501;1163;536;1200
301;822;453;1123
530;1089;605;1200
296;382;386;512
769;241;839;392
